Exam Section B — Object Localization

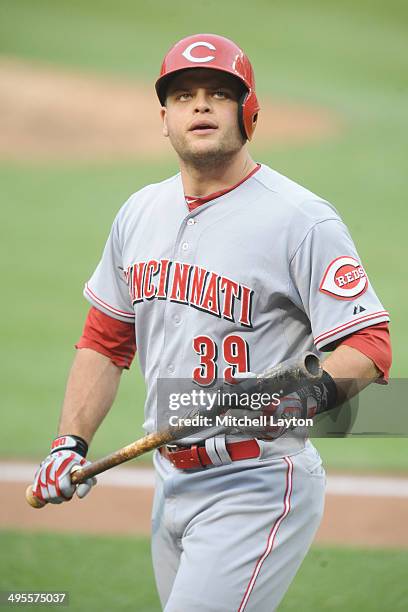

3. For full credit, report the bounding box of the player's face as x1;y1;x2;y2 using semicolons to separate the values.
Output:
161;69;246;167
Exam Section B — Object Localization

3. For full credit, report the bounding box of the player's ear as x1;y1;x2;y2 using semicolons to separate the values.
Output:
160;107;169;138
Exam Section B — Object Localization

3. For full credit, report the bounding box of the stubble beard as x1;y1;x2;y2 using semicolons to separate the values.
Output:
170;130;245;171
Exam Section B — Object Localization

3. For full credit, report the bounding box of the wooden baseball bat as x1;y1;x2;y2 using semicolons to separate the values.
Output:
26;352;321;508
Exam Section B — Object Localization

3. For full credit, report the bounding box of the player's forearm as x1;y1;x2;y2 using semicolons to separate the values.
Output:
322;344;379;404
57;348;123;444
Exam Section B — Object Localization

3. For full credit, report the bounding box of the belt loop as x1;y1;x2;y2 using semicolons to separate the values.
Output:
205;437;224;466
214;435;233;465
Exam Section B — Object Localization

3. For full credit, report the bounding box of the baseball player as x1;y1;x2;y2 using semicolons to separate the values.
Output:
32;34;392;611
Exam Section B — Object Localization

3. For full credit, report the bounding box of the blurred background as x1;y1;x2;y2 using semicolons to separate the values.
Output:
0;0;407;609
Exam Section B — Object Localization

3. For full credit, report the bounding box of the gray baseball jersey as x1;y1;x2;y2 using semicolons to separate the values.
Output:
84;163;389;435
83;163;389;610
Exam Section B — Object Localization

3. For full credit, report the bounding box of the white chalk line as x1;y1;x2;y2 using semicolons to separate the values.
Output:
1;462;408;498
0;462;156;488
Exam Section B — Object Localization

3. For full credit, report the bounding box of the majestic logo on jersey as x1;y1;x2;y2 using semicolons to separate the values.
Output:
353;304;366;315
182;41;216;63
319;256;368;300
124;259;253;327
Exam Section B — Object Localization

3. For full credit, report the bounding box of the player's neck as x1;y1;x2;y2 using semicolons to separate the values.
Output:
179;149;258;198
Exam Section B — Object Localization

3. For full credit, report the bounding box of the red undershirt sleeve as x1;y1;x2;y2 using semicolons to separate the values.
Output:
337;322;392;383
75;306;136;369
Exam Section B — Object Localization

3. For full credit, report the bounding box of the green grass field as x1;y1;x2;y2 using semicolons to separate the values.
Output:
1;1;407;609
1;531;407;611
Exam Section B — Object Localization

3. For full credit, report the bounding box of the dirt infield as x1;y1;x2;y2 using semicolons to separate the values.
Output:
0;57;340;162
1;462;407;548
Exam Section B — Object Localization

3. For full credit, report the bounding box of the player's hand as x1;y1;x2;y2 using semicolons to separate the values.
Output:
32;450;97;504
31;435;97;504
229;373;306;440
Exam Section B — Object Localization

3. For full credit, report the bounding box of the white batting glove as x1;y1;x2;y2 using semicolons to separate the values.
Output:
32;435;97;504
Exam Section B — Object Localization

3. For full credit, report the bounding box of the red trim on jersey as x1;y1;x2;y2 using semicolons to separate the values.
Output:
84;283;135;320
75;306;136;369
339;322;392;382
185;163;261;211
238;456;293;612
314;310;389;346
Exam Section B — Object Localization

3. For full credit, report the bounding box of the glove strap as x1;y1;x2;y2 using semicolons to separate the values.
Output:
50;434;89;458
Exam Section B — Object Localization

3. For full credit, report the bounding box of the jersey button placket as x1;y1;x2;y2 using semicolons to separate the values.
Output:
159;217;198;379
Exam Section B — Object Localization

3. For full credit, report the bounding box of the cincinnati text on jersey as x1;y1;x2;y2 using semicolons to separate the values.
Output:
124;259;254;327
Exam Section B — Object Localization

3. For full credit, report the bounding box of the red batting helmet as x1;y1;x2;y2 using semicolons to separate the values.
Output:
155;33;260;141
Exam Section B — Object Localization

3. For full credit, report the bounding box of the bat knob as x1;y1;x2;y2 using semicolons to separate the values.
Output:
25;485;47;509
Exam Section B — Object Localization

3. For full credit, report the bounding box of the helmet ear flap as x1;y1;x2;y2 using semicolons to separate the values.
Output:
239;90;260;141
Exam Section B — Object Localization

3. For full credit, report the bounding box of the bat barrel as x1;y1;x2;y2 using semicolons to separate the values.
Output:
258;351;322;395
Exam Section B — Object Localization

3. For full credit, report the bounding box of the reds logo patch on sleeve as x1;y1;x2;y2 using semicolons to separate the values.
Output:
319;256;368;300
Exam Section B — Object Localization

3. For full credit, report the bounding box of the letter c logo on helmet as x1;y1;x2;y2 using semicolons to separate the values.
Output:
182;41;216;63
155;33;260;141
